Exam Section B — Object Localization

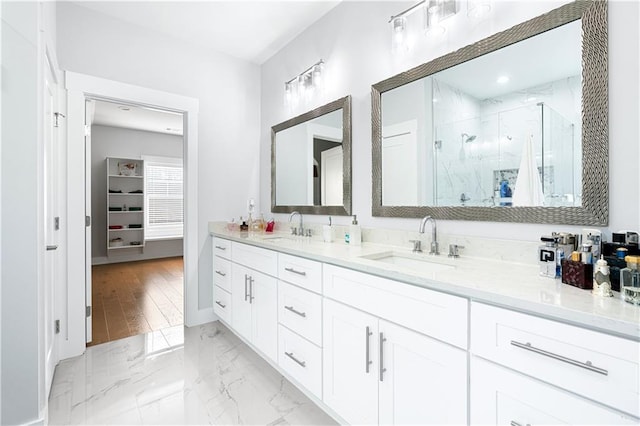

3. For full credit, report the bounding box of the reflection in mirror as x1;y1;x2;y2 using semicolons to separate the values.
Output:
272;96;352;215
381;20;581;208
372;1;608;225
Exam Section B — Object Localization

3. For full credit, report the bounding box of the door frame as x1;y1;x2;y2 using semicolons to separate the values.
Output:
61;72;207;360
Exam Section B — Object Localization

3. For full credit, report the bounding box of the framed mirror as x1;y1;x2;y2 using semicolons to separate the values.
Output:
272;96;352;215
372;1;607;225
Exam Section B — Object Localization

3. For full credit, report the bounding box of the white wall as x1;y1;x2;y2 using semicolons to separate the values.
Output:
57;2;261;312
260;1;640;241
91;125;183;263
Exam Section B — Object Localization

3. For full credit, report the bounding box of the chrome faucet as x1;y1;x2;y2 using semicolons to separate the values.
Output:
289;211;303;236
419;215;439;255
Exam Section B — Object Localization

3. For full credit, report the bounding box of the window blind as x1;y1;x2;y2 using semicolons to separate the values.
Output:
143;156;183;240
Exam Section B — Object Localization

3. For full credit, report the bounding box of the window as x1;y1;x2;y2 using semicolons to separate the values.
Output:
143;156;183;240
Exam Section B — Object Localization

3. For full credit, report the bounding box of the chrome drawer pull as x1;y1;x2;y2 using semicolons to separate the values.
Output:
284;351;306;368
215;245;226;250
215;301;226;309
365;326;373;373
510;421;530;426
284;305;306;318
510;340;608;376
379;332;387;382
215;270;226;277
284;267;307;276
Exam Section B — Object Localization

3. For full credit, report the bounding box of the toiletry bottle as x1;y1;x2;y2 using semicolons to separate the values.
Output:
539;236;557;278
620;256;640;289
349;215;362;246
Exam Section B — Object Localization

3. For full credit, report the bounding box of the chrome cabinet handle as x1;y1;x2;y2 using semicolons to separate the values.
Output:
379;332;387;382
510;340;608;376
244;274;249;301
214;245;226;250
510;421;530;426
365;326;373;373
284;305;306;318
215;301;226;309
284;351;306;368
284;267;306;276
215;270;226;277
46;245;58;251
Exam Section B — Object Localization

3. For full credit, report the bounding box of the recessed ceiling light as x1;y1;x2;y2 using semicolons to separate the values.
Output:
118;106;130;111
496;75;509;84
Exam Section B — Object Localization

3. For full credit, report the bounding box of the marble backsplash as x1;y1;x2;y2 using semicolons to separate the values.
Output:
209;221;540;266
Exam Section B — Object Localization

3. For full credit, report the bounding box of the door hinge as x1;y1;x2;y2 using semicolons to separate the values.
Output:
85;216;91;227
55;319;60;334
53;112;65;128
54;216;60;231
86;306;92;318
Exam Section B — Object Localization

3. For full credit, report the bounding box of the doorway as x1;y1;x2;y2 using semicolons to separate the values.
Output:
62;72;208;361
87;99;185;345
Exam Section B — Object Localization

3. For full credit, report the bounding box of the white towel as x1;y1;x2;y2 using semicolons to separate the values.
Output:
513;134;545;206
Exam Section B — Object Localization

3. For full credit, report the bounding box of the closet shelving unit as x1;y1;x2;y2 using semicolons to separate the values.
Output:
107;157;145;253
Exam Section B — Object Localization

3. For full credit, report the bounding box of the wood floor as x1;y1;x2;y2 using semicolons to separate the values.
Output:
89;257;184;346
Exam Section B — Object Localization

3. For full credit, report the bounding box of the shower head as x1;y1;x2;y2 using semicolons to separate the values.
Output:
462;133;477;143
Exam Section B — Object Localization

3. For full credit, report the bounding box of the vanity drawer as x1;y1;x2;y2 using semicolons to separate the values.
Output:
323;264;468;349
278;324;322;399
212;237;232;259
471;357;638;425
213;285;232;324
213;256;232;292
278;281;322;346
231;242;277;276
278;253;322;293
471;302;640;417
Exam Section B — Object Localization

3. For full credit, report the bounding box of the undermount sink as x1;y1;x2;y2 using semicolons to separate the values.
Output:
360;251;456;274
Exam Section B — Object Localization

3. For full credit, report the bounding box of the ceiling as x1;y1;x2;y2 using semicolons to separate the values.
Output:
72;1;341;64
91;100;184;135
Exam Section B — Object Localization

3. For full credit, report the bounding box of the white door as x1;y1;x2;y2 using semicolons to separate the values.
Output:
231;263;252;341
323;299;379;425
378;320;468;425
43;53;59;394
250;271;278;362
382;121;418;205
320;146;343;205
470;357;637;425
84;100;95;343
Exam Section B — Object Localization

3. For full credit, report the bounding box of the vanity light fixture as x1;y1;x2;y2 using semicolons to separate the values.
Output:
284;59;324;107
389;0;459;51
425;0;458;34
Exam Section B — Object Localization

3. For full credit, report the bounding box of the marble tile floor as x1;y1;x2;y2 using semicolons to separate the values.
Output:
48;321;337;425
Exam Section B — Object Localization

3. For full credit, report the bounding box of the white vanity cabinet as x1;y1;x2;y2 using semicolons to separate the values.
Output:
276;254;324;399
471;357;638;425
212;238;232;323
322;266;468;425
471;302;640;422
230;243;278;362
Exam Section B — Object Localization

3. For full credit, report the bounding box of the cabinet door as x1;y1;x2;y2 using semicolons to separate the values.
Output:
471;357;638;425
379;320;468;425
323;299;379;425
231;263;252;341
250;269;278;362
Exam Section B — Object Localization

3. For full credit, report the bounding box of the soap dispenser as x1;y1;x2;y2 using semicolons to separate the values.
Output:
349;215;361;246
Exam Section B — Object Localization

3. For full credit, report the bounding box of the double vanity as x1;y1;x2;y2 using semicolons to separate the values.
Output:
224;1;637;423
210;224;639;425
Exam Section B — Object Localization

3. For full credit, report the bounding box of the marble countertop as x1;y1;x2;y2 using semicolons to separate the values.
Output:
209;224;640;341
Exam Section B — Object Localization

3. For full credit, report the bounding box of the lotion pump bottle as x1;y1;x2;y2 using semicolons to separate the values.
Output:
349;215;362;246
